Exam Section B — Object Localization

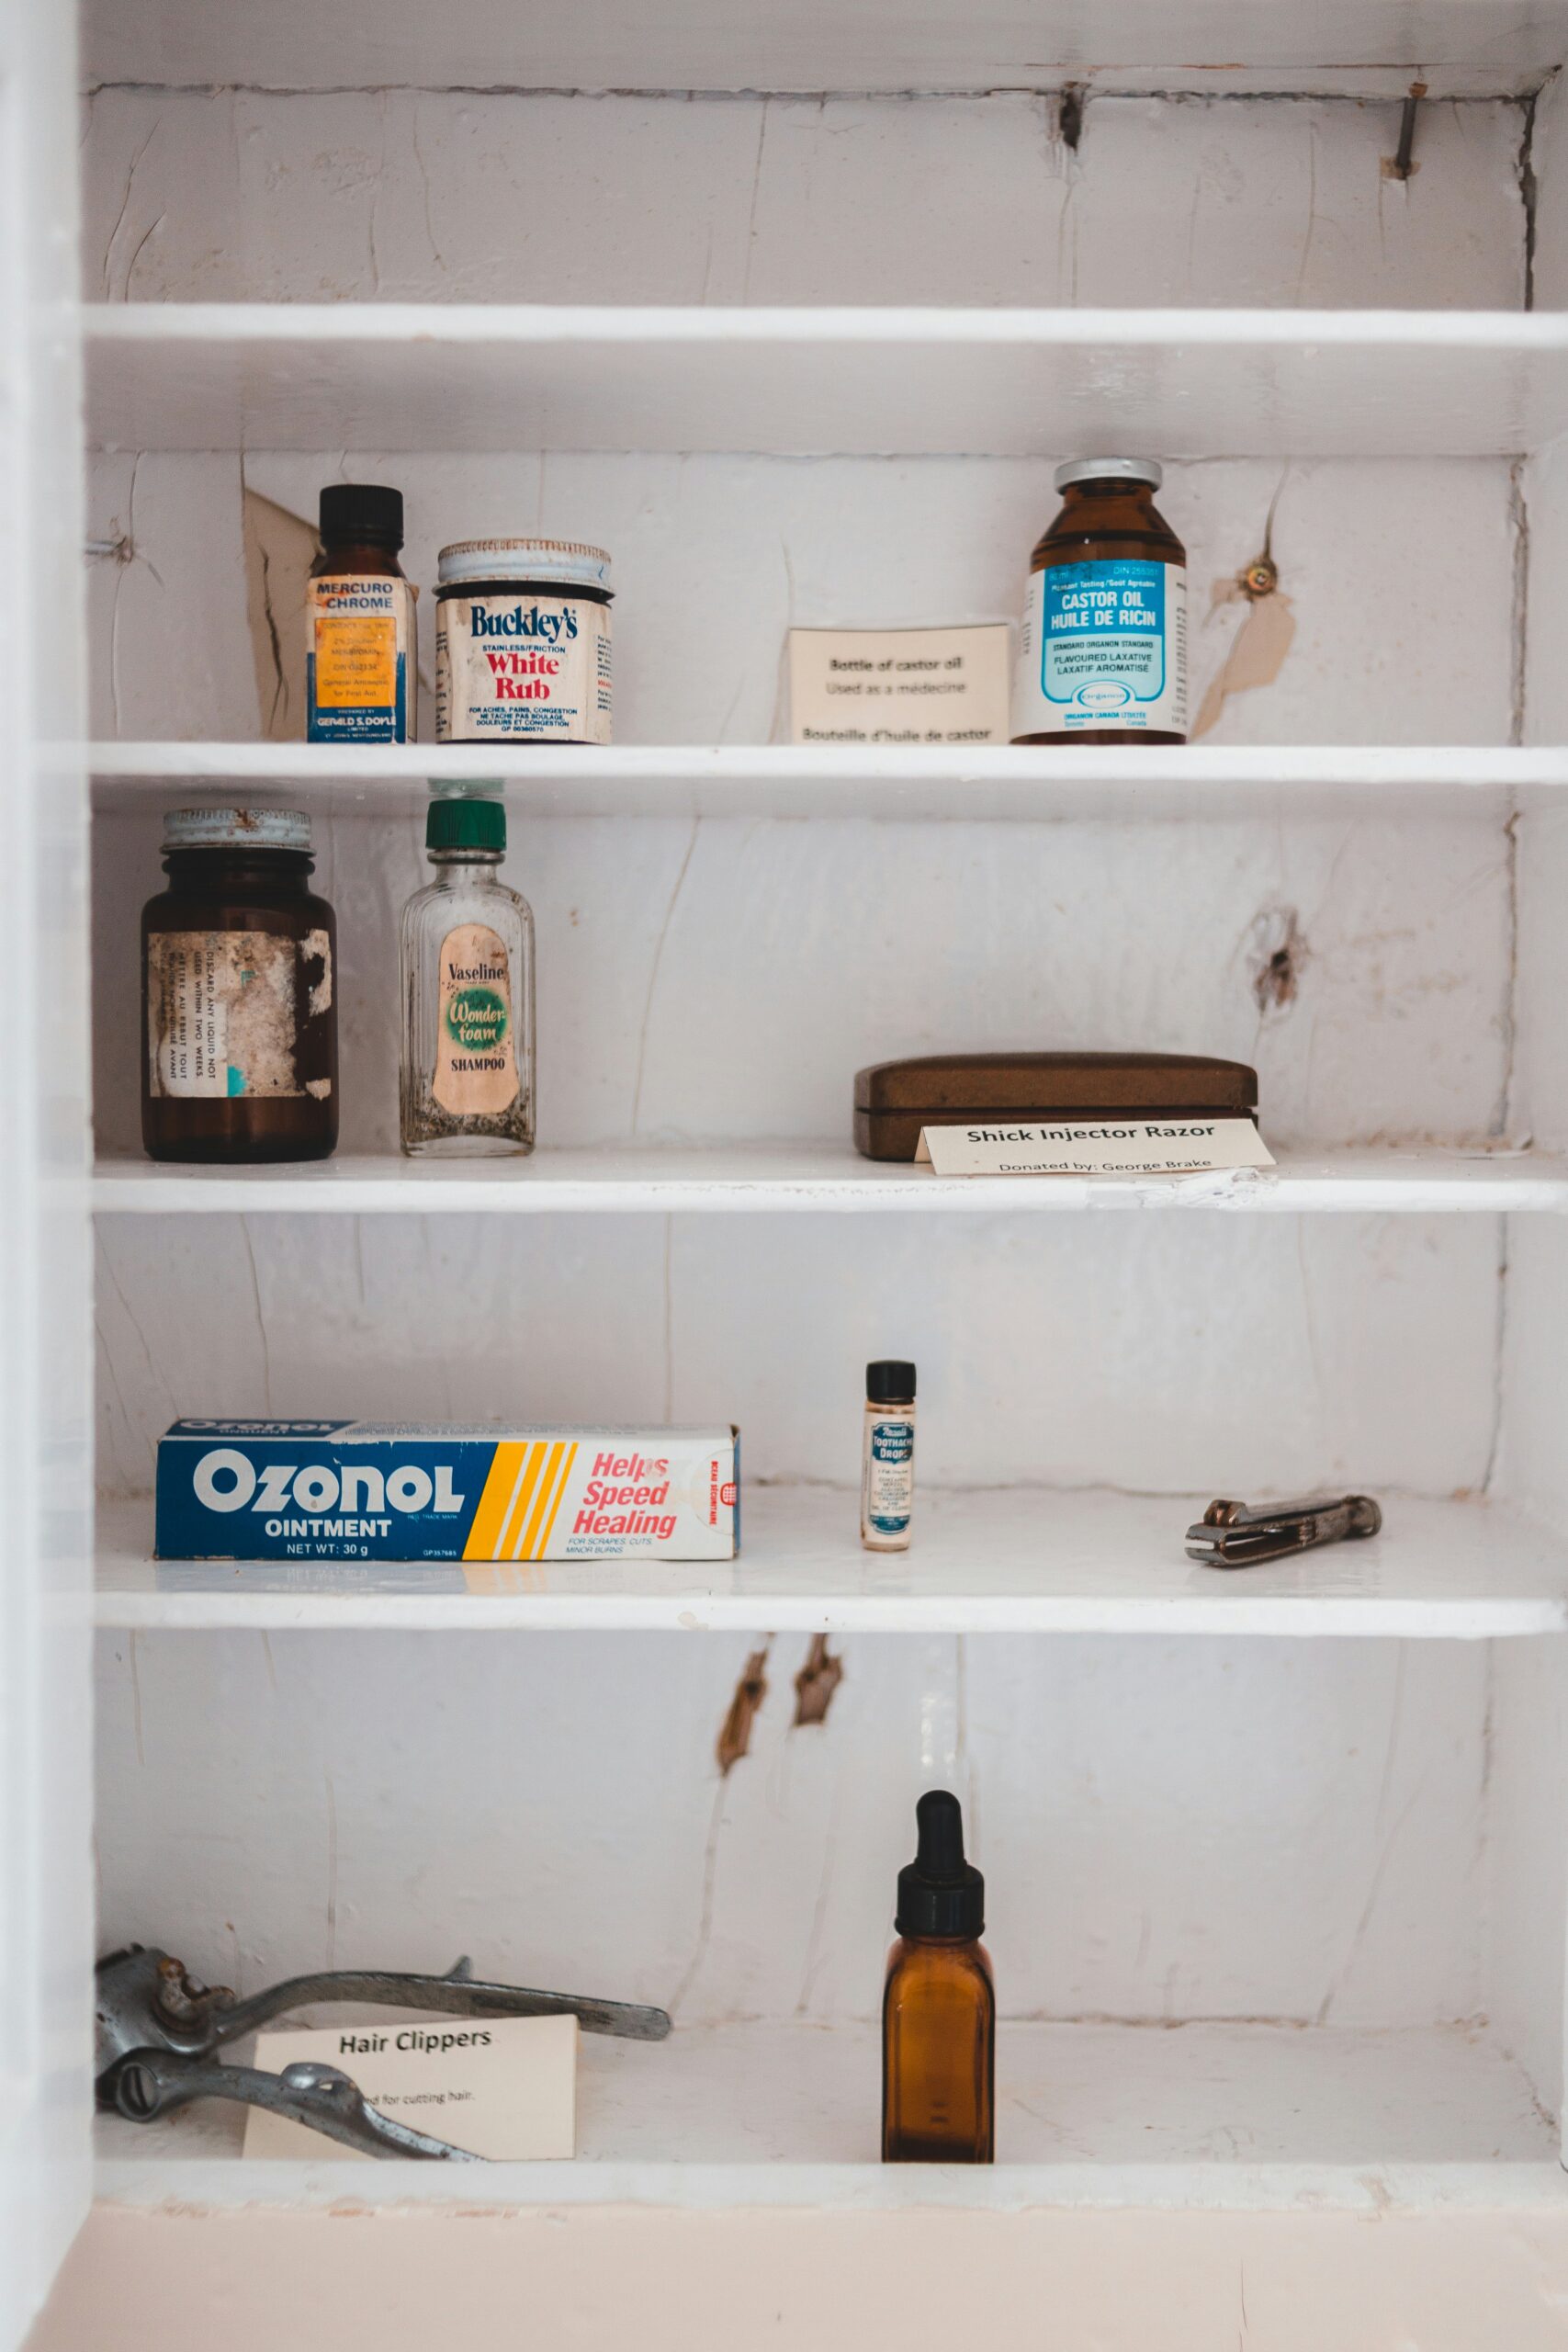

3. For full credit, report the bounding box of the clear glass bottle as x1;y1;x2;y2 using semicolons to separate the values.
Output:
400;797;535;1157
883;1790;995;2164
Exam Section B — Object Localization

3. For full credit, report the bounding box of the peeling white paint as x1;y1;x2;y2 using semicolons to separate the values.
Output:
79;90;1530;310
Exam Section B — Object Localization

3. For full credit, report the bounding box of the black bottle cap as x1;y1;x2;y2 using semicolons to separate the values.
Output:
867;1360;916;1404
896;1789;984;1939
319;482;404;548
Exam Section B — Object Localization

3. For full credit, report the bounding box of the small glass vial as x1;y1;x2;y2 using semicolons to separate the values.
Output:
862;1360;916;1552
1011;458;1188;744
141;808;338;1164
883;1790;995;2164
306;482;417;742
400;796;535;1157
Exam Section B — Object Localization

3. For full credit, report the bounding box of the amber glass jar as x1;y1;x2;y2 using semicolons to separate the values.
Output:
141;808;338;1163
1012;458;1188;744
306;482;416;742
883;1791;995;2163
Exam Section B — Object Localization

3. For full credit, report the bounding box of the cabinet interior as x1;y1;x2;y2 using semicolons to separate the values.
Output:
81;0;1568;2200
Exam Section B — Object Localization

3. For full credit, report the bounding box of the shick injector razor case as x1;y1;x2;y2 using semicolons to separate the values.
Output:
156;1421;739;1564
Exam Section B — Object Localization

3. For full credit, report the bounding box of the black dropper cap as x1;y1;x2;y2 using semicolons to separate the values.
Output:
867;1360;916;1404
319;482;404;549
896;1789;984;1939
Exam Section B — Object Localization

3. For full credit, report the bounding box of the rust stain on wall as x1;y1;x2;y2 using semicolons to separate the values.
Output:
716;1643;771;1774
792;1634;845;1727
1192;493;1296;741
1249;905;1308;1016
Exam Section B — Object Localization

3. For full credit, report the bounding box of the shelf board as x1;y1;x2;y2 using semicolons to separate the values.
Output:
93;2018;1561;2204
85;306;1568;459
86;742;1568;823
90;1143;1568;1218
94;1488;1568;1635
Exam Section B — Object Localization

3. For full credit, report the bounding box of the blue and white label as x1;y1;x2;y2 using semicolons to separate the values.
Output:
1014;559;1187;737
862;1413;915;1542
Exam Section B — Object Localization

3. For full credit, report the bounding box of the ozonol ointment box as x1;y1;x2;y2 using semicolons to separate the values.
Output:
155;1420;739;1563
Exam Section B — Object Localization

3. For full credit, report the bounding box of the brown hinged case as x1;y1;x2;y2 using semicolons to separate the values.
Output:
853;1052;1258;1161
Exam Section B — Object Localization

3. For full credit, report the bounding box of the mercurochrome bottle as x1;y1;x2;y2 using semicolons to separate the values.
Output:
1011;457;1188;744
400;796;536;1156
306;482;416;743
883;1789;995;2163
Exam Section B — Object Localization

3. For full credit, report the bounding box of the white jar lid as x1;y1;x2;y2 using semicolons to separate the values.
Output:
437;538;613;593
163;808;311;852
1053;457;1163;491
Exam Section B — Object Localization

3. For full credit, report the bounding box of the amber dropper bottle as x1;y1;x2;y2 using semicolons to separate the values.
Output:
882;1789;995;2163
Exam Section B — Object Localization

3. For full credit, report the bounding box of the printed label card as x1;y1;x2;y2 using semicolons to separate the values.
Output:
915;1121;1276;1178
787;625;1011;745
242;2010;578;2160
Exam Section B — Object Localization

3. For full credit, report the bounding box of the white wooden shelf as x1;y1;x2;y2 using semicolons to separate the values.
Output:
93;2018;1562;2204
94;1488;1568;1635
86;743;1567;824
90;1144;1568;1217
85;306;1568;460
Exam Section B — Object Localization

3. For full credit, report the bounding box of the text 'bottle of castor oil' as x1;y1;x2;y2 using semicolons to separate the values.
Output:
883;1789;995;2164
1011;458;1187;744
862;1361;916;1551
400;796;535;1157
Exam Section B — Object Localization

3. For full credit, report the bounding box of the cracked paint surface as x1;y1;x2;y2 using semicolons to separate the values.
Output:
241;481;319;738
80;88;1529;308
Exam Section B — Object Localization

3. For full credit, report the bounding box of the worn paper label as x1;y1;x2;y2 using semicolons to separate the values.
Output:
147;930;307;1099
306;574;415;742
434;922;519;1115
915;1119;1275;1177
242;2011;578;2160
787;625;1010;745
436;591;612;742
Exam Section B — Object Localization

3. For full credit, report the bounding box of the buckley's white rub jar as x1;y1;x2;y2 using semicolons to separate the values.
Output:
434;539;614;744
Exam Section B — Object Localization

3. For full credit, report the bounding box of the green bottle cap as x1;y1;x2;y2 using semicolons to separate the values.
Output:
427;796;505;852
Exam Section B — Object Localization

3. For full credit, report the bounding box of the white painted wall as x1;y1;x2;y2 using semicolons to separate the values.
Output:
93;802;1517;1156
81;90;1529;311
91;1628;1488;2031
1517;438;1568;1162
1484;1635;1568;2128
0;0;93;2341
85;452;1520;749
93;1213;1502;1498
1485;320;1568;2132
1529;69;1568;310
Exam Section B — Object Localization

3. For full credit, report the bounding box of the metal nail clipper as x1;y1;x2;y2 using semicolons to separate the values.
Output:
96;1944;671;2161
1185;1493;1382;1569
